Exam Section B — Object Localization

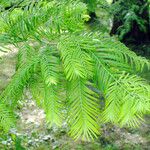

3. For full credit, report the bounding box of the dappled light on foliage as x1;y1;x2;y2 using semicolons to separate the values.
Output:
0;0;149;144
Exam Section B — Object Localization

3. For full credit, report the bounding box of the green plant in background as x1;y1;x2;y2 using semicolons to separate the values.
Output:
82;0;110;19
0;0;150;141
110;0;150;42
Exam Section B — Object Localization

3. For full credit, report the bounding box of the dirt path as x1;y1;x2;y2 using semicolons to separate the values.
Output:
0;48;17;90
